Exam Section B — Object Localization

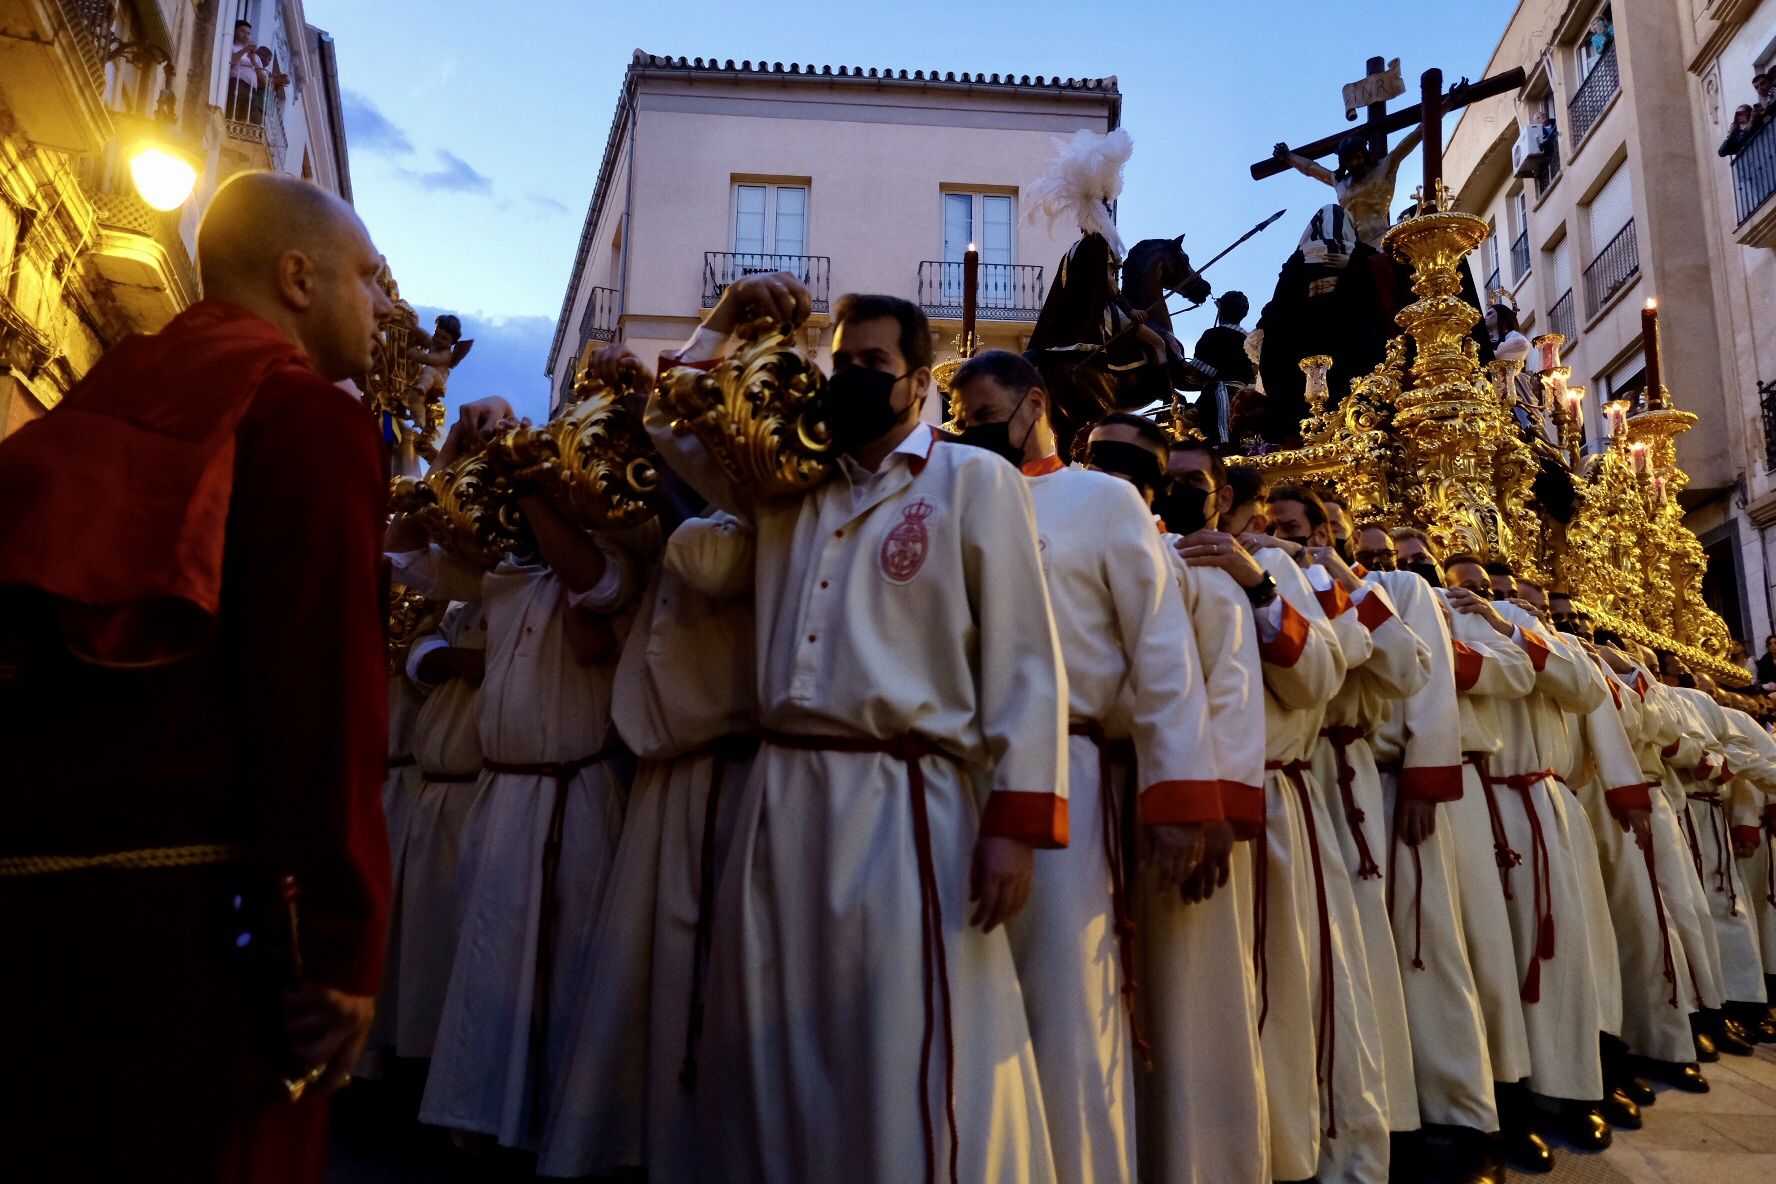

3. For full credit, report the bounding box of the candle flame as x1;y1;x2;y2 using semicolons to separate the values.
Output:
967;242;977;253
1646;297;1657;310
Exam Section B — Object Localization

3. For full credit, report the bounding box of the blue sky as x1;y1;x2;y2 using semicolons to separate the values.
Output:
307;0;1513;422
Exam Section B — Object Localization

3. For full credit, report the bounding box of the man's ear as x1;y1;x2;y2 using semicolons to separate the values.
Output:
274;249;316;311
1215;484;1235;516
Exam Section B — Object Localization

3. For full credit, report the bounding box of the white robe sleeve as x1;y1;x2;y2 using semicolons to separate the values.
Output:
1256;549;1345;710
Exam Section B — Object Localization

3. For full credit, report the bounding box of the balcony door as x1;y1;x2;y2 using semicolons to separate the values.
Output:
941;192;1014;304
732;183;808;277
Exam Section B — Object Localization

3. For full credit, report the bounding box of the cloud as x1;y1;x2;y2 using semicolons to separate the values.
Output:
400;149;494;195
525;192;569;217
414;305;553;425
340;89;412;155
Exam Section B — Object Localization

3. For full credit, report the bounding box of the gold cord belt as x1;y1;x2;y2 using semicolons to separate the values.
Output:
0;842;247;877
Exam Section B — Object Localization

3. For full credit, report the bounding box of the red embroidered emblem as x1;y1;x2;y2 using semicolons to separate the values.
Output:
880;498;934;583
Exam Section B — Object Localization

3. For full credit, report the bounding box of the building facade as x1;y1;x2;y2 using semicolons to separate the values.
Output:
0;0;350;438
1445;0;1776;648
547;49;1121;415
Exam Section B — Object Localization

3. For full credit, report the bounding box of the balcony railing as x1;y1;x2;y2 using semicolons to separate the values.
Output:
1549;288;1576;343
1568;43;1619;145
58;0;111;91
916;261;1045;321
1761;380;1776;471
224;80;287;169
579;285;619;347
1484;265;1501;298
1510;231;1530;281
1583;220;1639;318
1731;115;1776;227
1534;132;1563;198
702;252;831;313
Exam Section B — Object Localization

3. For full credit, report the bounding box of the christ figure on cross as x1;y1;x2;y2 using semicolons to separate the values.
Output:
1271;127;1422;247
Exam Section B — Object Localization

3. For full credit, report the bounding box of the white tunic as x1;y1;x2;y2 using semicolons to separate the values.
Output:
649;411;1069;1184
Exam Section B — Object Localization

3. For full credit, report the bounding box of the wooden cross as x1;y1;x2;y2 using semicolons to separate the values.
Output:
1251;57;1527;206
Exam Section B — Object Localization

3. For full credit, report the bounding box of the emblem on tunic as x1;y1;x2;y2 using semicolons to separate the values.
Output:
880;498;934;584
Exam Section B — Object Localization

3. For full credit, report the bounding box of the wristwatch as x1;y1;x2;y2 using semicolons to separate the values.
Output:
1245;572;1278;608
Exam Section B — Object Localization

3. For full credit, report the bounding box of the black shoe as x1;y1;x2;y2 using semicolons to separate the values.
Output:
1634;1057;1710;1093
1695;1030;1719;1061
1600;1087;1642;1130
1557;1101;1613;1150
1619;1075;1656;1106
1717;1018;1756;1056
1496;1121;1553;1173
1414;1126;1501;1184
1756;1016;1776;1044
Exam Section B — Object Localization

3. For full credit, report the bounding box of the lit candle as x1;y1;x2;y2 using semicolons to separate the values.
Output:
1630;441;1649;474
1641;298;1663;411
1604;399;1630;438
1564;389;1583;426
1532;333;1565;374
1653;475;1667;504
1542;365;1569;404
961;242;979;357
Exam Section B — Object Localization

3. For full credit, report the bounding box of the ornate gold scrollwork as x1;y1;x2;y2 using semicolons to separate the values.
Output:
390;449;528;571
386;583;443;673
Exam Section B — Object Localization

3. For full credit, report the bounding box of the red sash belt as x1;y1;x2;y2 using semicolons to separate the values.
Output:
679;733;760;1093
1687;791;1739;916
1376;761;1426;971
1466;754;1557;1003
1069;721;1149;1066
1321;725;1381;880
484;743;624;1137
760;729;960;1184
1635;794;1682;1008
1268;758;1339;1139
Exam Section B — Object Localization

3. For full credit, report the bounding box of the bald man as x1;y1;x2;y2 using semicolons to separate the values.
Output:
0;172;395;1182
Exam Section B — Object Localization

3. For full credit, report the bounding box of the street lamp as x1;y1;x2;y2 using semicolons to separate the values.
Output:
127;142;199;211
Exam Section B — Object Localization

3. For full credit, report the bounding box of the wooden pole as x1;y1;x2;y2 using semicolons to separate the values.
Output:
1641;298;1664;410
962;243;979;356
1420;67;1444;202
1364;55;1389;160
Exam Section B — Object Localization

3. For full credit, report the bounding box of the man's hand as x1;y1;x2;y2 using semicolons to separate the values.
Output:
1176;821;1233;904
970;835;1034;932
586;343;654;390
705;271;814;338
1397;798;1438;847
1240;532;1303;561
458;396;514;437
1618;806;1653;848
1307;545;1363;592
1174;530;1266;589
1149;823;1207;895
1273;141;1291;159
1445;587;1512;636
1731;826;1758;860
282;984;375;1096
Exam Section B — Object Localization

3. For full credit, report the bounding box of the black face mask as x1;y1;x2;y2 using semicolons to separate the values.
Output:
1553;619;1579;635
957;391;1034;468
826;365;909;453
1401;559;1442;588
1086;440;1163;499
1332;536;1354;564
1277;534;1313;550
1154;481;1211;535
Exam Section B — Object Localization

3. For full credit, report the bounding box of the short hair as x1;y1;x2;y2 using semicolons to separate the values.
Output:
954;349;1042;397
1550;589;1575;603
435;314;463;341
1516;575;1545;593
1225;463;1266;510
833;293;932;372
1482;560;1515;578
1267;483;1328;528
1443;552;1487;573
1320;492;1348;510
1089;411;1171;454
1172;440;1227;488
236;19;252;30
1216;291;1249;322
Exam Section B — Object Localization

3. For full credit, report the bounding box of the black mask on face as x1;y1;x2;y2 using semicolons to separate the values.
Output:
957;390;1034;468
1154;480;1211;535
1553;619;1579;635
1401;559;1442;587
1332;536;1353;564
1086;440;1164;499
1277;534;1313;550
826;365;910;453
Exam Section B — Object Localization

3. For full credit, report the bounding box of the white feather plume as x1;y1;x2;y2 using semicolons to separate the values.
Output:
1026;127;1133;261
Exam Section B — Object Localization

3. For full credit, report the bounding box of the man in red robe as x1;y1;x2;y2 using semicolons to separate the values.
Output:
0;171;395;1182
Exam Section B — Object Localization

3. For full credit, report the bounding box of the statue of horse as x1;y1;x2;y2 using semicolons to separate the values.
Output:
1026;233;1212;457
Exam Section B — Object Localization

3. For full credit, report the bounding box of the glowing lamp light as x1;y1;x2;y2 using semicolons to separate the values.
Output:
129;143;199;211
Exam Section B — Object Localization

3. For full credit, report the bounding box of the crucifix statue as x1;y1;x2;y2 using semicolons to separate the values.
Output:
1254;58;1527;245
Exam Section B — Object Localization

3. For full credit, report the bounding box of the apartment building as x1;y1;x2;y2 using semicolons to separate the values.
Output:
0;0;351;437
1445;0;1774;643
546;49;1121;414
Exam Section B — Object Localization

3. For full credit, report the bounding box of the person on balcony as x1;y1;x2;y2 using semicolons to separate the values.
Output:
1720;105;1760;159
229;20;267;126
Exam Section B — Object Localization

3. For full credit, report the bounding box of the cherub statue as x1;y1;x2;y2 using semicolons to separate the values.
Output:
396;314;473;470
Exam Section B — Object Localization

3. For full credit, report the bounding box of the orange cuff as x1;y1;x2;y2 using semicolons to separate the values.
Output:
1140;779;1224;826
1315;583;1353;620
1605;783;1653;814
979;790;1069;849
1454;640;1484;693
1400;764;1463;803
1356;590;1394;632
1219;780;1266;840
1259;599;1310;668
1660;740;1681;759
1520;628;1551;673
1732;824;1761;849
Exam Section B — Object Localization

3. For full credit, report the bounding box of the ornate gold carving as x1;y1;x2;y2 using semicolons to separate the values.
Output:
361;264;436;472
658;327;835;498
386;583;442;673
390;449;528;571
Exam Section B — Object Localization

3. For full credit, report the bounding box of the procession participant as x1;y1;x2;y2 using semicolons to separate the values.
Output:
1411;551;1544;1168
1147;439;1274;1184
394;603;487;1063
1670;677;1767;1054
540;510;756;1184
642;274;1069;1184
1267;489;1427;1177
1178;469;1367;1183
954;358;1221;1184
1717;707;1776;1038
1444;557;1614;1152
1350;527;1503;1184
0;171;394;1182
388;405;646;1152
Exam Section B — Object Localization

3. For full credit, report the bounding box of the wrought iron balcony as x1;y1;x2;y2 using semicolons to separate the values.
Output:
1582;220;1639;319
702;253;831;313
916;261;1045;321
1761;380;1776;471
1510;231;1530;282
58;0;111;91
1484;265;1501;299
1533;133;1563;198
1731;115;1776;227
578;285;619;348
223;79;287;169
1549;288;1576;344
1568;43;1619;145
